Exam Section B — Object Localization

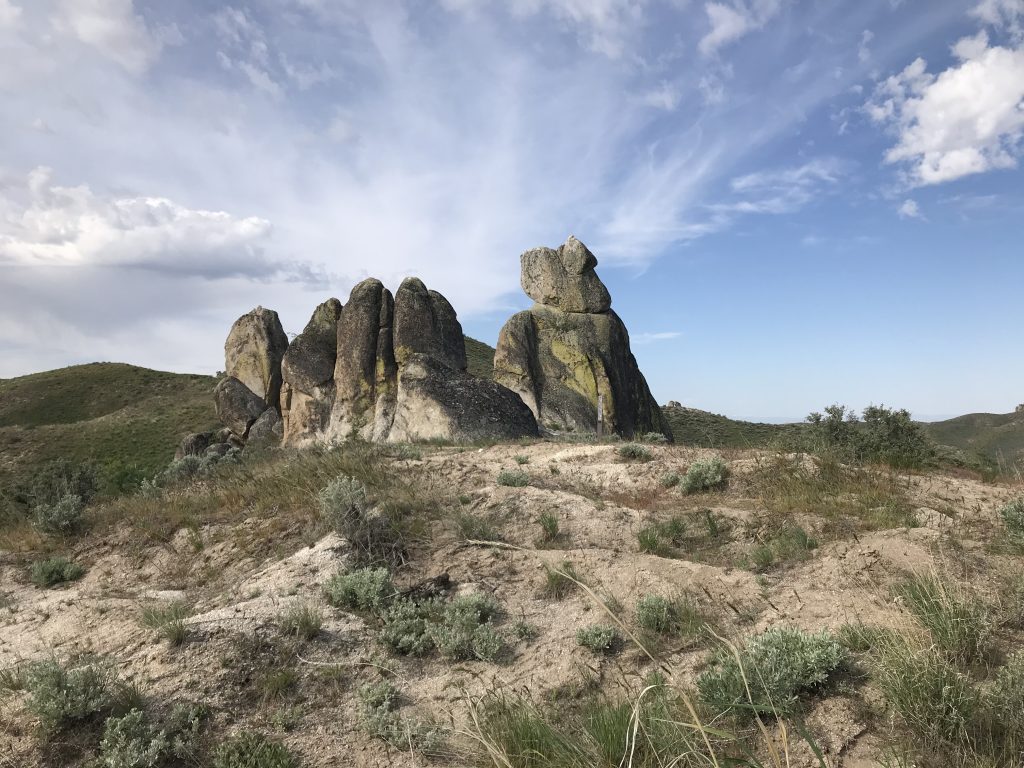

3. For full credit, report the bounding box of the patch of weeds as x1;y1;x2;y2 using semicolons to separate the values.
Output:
323;567;393;612
22;657;114;731
357;680;443;753
212;731;297;768
278;602;323;640
895;573;991;664
541;561;582;600
616;443;652;462
640;432;669;444
453;511;502;542
747;523;817;572
999;497;1024;544
140;602;190;646
319;474;405;566
514;455;530;465
637;515;686;558
259;668;299;703
680;455;729;494
30;556;85;588
497;469;530;487
576;625;619;654
536;512;560;545
429;594;505;661
659;471;681;488
98;707;203;768
635;594;704;641
697;626;845;719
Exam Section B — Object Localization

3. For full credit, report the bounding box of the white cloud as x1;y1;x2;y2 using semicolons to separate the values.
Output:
0;0;21;28
54;0;166;73
0;167;305;281
897;198;923;218
866;33;1024;185
632;331;682;344
640;81;681;110
972;0;1024;41
725;157;847;212
699;0;781;56
858;29;874;63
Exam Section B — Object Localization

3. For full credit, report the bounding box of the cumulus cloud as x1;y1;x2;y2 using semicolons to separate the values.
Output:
972;0;1024;41
897;198;923;218
866;31;1024;185
699;0;781;56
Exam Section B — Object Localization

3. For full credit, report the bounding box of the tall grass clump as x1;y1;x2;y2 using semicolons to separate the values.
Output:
697;627;845;718
278;602;323;640
212;731;297;768
140;602;190;646
680;456;729;494
635;594;704;641
30;556;85;588
895;573;991;664
999;497;1024;543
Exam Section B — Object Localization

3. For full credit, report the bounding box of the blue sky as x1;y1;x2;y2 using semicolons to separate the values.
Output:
1;0;1023;419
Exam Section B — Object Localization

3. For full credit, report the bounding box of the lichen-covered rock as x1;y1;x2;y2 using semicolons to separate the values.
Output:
495;237;671;441
520;235;611;313
214;376;267;437
389;353;538;442
175;432;212;460
393;277;467;371
247;407;283;446
328;279;397;441
281;299;342;443
224;306;289;408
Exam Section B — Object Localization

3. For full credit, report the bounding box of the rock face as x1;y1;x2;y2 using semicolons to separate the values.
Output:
495;236;672;440
224;306;289;409
393;277;467;371
281;299;342;443
214;376;267;438
247;408;283;446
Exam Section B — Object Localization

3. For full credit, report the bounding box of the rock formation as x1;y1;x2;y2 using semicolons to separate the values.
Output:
224;306;289;407
494;236;672;441
280;298;342;443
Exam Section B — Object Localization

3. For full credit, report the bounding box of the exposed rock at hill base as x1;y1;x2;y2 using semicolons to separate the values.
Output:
224;306;289;408
281;298;342;444
494;236;671;441
247;408;283;446
214;376;267;438
175;431;211;460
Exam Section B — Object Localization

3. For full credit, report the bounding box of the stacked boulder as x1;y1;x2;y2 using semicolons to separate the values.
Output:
494;236;672;440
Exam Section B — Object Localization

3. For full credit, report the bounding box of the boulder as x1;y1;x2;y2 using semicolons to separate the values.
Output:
214;376;267;437
175;432;212;460
281;299;342;443
224;306;289;408
495;237;672;441
393;277;467;371
520;235;611;313
328;279;397;441
389;353;538;443
247;407;283;446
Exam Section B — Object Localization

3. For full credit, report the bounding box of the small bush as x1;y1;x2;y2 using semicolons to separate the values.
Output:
681;456;729;494
324;567;393;612
22;658;113;730
640;432;669;444
659;471;681;488
541;561;581;599
379;598;438;656
357;680;442;752
537;512;560;544
141;603;190;646
429;594;505;662
1000;498;1024;542
27;459;98;508
635;594;703;639
497;469;530;487
514;455;530;465
30;556;85;588
454;511;502;542
258;668;298;702
212;731;297;768
990;651;1024;739
98;709;169;768
319;475;403;566
895;573;991;664
33;493;86;535
576;625;619;654
616;443;652;462
278;602;323;640
697;627;845;718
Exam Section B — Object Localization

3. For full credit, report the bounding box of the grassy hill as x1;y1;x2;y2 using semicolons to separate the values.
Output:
0;363;218;492
662;405;805;448
464;336;495;378
924;410;1024;467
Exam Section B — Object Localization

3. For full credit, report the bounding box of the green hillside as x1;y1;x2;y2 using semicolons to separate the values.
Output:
464;336;495;378
0;363;218;492
662;405;806;448
924;411;1024;465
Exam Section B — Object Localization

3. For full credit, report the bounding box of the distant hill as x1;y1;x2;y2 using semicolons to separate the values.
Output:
661;405;806;448
464;336;495;378
0;363;219;492
923;411;1024;466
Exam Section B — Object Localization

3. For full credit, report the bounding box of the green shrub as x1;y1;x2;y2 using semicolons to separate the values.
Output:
805;404;935;469
319;475;403;565
30;556;85;588
576;625;619;654
637;516;686;557
212;731;296;768
537;512;560;543
616;443;652;462
97;709;169;768
497;469;530;487
140;603;190;646
659;471;681;488
22;658;113;730
379;599;438;656
514;455;530;465
357;680;441;752
990;652;1024;739
635;594;703;639
323;567;393;612
640;432;669;444
895;573;991;664
697;627;845;718
1000;498;1024;541
428;594;504;661
278;602;323;640
680;456;729;494
27;459;98;508
33;493;86;535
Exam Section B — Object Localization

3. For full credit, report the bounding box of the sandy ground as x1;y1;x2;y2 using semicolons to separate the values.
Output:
0;442;1017;767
